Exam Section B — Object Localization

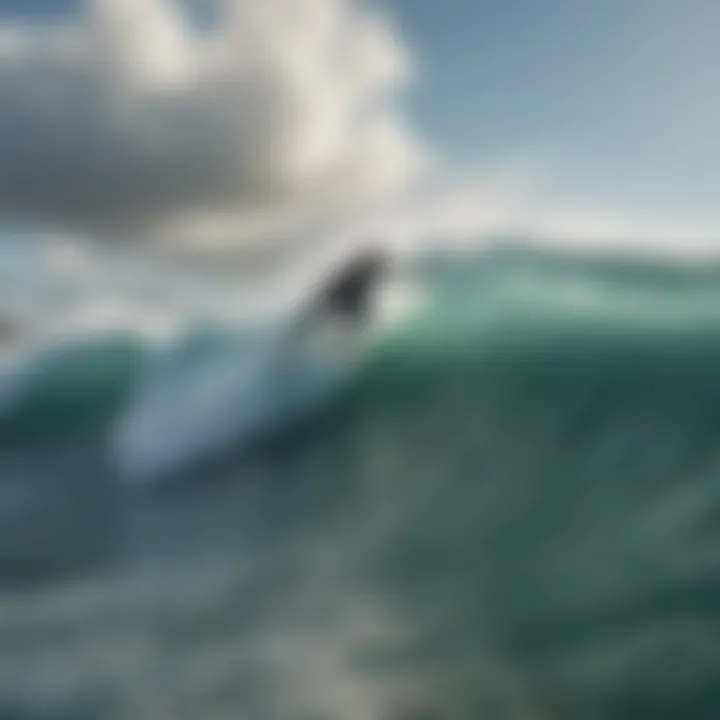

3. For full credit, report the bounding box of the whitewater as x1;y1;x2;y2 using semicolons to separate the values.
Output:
1;243;720;718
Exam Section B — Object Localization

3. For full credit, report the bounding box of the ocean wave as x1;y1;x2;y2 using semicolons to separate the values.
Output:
3;247;720;716
0;334;145;438
4;246;720;468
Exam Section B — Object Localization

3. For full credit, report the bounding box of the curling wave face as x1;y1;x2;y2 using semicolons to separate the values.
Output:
3;248;720;717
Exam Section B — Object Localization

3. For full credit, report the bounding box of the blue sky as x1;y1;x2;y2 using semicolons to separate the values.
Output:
0;0;719;240
385;0;720;224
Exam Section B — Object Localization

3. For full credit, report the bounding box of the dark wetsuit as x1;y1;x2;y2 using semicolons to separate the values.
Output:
280;249;387;374
317;251;387;322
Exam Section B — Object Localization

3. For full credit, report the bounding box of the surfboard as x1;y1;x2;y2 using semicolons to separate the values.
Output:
113;252;384;483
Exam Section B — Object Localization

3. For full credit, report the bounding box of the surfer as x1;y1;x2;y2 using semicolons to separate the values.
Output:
114;246;390;481
275;245;388;378
311;246;388;323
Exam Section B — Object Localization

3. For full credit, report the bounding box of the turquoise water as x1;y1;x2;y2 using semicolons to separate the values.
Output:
2;249;720;718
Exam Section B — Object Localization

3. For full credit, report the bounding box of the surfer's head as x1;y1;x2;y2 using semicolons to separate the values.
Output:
351;247;386;280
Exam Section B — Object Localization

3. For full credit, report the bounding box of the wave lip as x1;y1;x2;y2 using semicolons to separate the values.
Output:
0;333;143;431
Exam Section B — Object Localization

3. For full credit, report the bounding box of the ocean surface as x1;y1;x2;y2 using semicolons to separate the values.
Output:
2;246;720;718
